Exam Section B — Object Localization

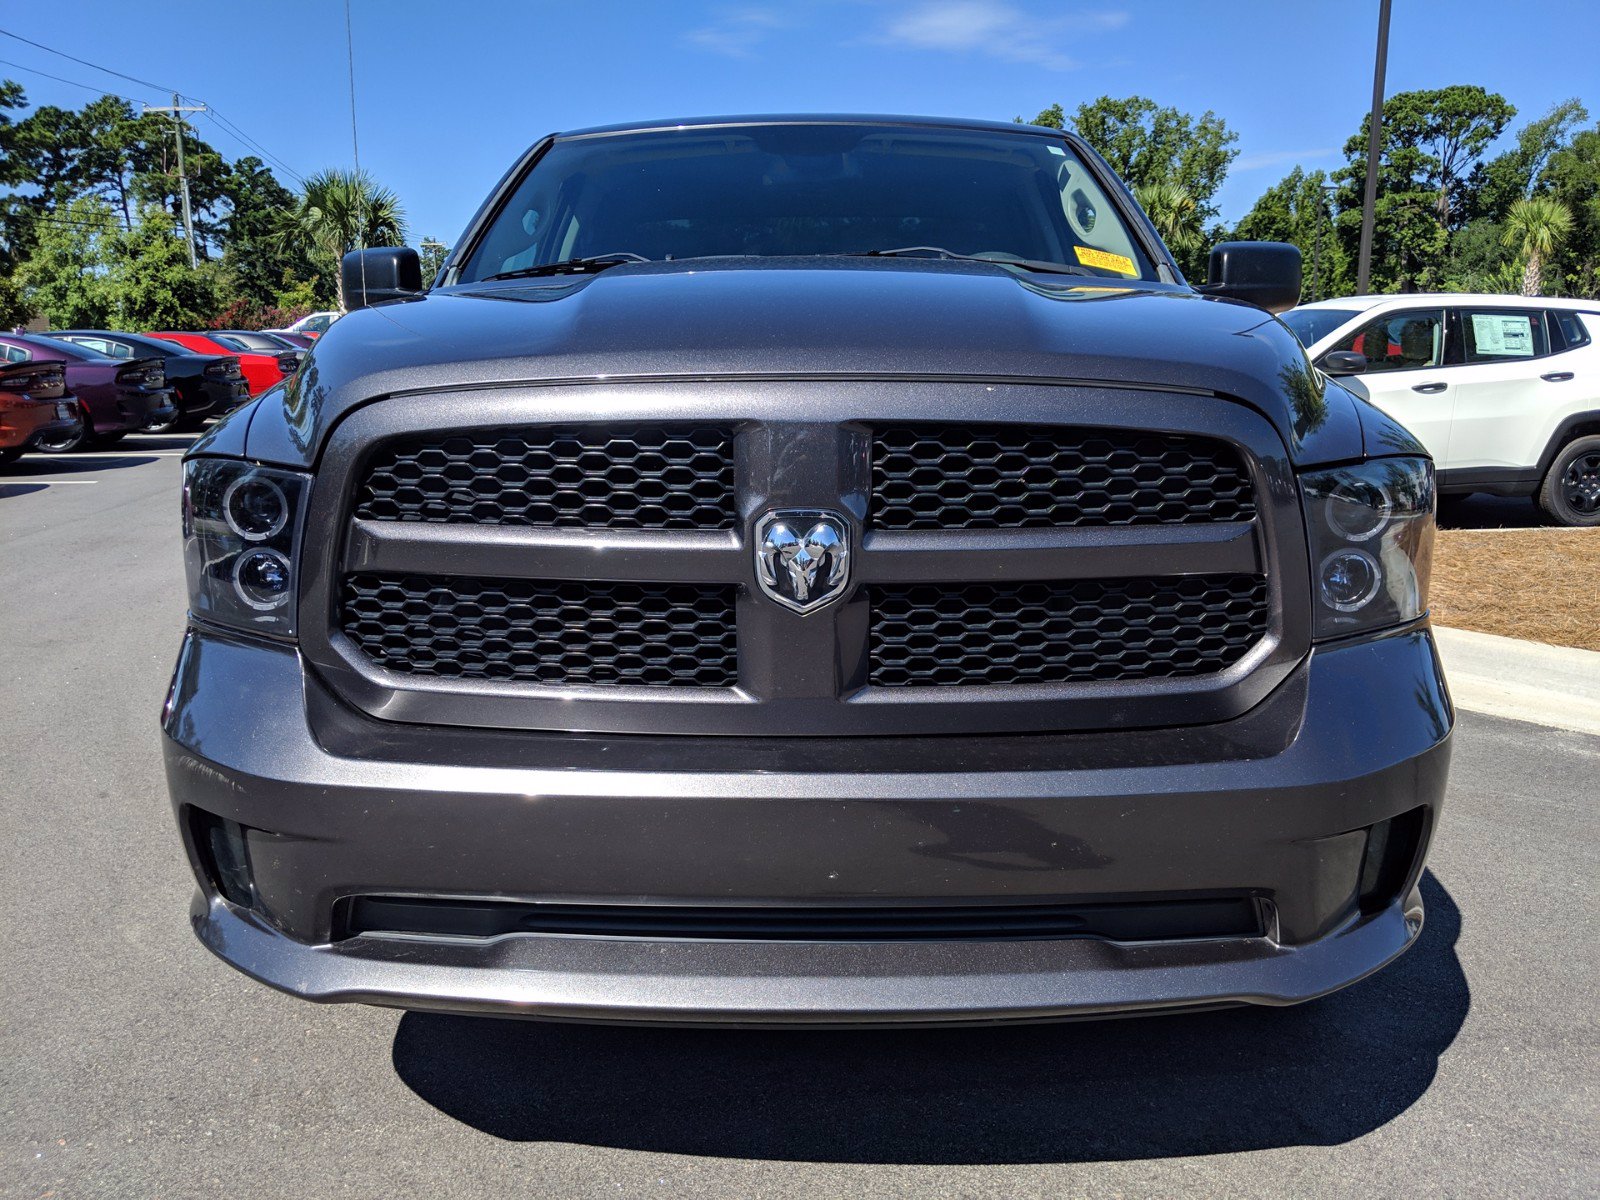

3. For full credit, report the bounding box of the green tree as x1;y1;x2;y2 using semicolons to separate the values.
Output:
1540;125;1600;296
1036;96;1239;224
67;96;172;230
417;236;448;284
109;206;217;328
1441;217;1508;291
219;156;315;306
1473;99;1588;220
0;80;31;326
1502;195;1574;296
1333;85;1514;291
1342;85;1516;229
275;168;408;310
15;195;118;327
1133;181;1202;259
0;78;27;184
2;103;80;201
1234;167;1350;300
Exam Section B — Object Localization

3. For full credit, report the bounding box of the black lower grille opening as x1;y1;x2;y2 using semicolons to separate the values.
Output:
869;575;1269;687
339;896;1264;943
340;574;738;687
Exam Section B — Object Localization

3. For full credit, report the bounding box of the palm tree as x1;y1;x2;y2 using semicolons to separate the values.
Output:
1501;196;1574;296
276;169;408;311
1133;182;1203;259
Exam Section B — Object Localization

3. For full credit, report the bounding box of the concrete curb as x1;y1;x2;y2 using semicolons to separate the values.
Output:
1433;625;1600;737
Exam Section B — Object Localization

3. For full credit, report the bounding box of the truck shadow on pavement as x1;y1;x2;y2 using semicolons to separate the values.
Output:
0;453;161;481
390;872;1468;1164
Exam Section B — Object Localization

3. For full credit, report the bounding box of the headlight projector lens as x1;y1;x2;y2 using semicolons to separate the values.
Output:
1319;549;1382;612
233;548;292;610
1324;478;1392;542
223;475;289;541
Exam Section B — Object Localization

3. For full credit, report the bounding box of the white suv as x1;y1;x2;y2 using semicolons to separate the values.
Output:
1282;294;1600;525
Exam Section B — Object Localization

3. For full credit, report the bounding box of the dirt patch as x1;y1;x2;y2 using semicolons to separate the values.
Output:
1431;528;1600;650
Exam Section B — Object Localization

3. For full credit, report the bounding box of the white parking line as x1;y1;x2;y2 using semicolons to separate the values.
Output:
0;478;99;485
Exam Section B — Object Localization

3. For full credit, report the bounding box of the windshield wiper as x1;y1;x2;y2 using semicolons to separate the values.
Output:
847;246;1095;277
481;252;650;282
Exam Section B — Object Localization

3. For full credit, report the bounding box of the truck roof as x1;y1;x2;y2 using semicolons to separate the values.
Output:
556;113;1068;140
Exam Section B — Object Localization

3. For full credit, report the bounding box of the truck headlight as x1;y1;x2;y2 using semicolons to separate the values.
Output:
182;458;311;637
1300;457;1435;639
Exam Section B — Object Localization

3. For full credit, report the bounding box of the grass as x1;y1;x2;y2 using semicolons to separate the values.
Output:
1430;527;1600;650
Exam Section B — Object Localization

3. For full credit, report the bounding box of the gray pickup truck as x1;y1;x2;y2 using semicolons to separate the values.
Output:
164;115;1451;1025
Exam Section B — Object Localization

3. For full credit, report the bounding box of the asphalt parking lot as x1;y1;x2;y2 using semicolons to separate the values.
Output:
1;440;1596;1199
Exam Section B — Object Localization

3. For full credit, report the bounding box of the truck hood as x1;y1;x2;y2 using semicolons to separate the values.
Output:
248;258;1361;466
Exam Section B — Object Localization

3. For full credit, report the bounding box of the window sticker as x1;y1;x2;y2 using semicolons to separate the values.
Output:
1471;313;1534;356
1074;246;1137;276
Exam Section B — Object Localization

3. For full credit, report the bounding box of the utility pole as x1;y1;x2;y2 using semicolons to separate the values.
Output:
1356;0;1391;295
143;94;207;268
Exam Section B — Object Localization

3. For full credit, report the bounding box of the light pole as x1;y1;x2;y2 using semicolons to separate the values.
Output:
1356;0;1392;294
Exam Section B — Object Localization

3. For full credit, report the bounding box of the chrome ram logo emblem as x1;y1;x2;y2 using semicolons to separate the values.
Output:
755;510;851;615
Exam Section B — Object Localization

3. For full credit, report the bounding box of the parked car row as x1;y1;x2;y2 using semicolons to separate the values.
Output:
52;331;251;436
0;321;319;466
0;332;179;456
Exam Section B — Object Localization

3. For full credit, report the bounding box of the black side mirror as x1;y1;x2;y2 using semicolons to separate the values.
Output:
1197;241;1302;314
341;247;423;310
1320;350;1368;376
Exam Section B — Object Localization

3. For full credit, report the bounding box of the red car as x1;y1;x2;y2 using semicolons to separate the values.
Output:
145;331;297;397
0;360;82;464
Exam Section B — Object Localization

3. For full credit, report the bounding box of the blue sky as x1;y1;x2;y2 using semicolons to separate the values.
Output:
4;1;1597;243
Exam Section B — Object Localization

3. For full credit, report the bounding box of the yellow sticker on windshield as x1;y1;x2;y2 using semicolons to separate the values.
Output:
1074;246;1137;276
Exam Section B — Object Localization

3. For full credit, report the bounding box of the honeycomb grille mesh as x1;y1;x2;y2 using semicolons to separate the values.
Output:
868;575;1269;687
340;574;738;687
871;424;1256;530
354;425;736;529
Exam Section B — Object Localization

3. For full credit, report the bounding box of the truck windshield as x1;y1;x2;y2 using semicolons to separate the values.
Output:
458;123;1157;284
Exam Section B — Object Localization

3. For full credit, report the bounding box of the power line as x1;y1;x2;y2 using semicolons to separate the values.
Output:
0;26;174;95
201;107;306;185
0;56;147;107
24;217;123;231
0;26;309;187
345;0;368;306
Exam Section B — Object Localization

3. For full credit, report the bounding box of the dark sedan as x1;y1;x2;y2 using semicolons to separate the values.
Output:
54;330;250;432
209;330;307;373
0;334;176;452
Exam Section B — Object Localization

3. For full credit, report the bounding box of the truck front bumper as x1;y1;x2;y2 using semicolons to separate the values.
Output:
162;624;1452;1026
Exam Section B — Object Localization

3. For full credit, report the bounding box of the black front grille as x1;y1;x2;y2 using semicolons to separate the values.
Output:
871;424;1256;530
340;895;1264;943
340;574;738;687
869;575;1269;687
355;424;736;529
